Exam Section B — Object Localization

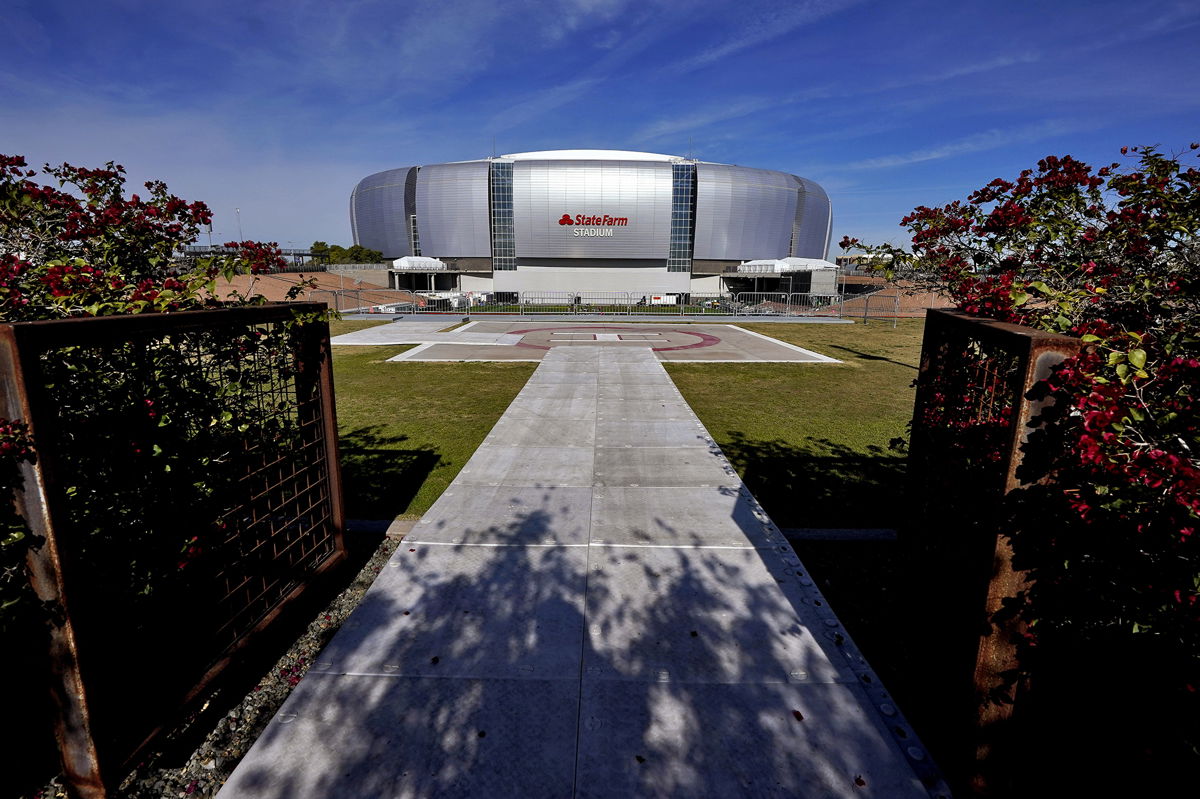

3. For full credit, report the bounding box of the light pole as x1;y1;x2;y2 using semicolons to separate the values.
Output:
235;208;243;242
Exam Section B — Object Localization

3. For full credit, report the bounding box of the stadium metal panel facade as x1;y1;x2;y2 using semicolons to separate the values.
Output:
350;150;832;295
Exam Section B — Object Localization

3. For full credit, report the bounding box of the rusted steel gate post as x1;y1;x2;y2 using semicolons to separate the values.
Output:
908;309;1079;788
1;303;346;798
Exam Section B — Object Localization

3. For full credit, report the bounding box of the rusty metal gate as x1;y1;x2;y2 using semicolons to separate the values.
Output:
1;303;346;797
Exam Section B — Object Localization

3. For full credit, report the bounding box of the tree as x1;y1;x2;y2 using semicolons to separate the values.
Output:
342;243;385;263
308;241;384;264
309;240;331;262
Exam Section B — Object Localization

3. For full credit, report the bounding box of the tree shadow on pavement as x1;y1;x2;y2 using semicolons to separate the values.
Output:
218;492;940;798
714;432;969;790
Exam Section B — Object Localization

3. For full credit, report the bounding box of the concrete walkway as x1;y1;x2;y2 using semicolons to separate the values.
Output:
219;346;946;798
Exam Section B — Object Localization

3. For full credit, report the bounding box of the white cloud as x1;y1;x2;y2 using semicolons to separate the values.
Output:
539;0;632;43
911;52;1041;84
666;0;864;74
843;120;1083;170
631;97;778;142
485;78;606;134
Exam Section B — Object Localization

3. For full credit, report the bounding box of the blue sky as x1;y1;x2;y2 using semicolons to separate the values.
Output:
3;0;1197;252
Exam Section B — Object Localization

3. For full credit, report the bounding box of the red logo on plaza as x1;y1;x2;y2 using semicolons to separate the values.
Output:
558;214;574;225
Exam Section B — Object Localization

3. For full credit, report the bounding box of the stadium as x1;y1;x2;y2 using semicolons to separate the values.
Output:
350;150;835;299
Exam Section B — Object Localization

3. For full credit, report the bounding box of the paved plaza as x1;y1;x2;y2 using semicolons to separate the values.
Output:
219;345;945;798
331;320;842;363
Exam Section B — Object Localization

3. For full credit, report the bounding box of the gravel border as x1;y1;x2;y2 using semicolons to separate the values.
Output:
28;535;400;799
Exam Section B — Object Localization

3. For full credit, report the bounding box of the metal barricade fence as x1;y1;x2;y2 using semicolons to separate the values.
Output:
789;292;842;316
687;294;736;316
521;291;634;315
310;289;424;314
311;288;848;317
732;292;791;316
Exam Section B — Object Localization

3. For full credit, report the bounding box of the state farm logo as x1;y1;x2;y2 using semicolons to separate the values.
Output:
557;213;628;226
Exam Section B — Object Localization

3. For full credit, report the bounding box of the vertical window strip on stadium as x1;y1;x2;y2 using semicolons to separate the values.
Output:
667;162;696;272
409;214;422;257
489;161;516;270
790;178;808;257
404;167;420;258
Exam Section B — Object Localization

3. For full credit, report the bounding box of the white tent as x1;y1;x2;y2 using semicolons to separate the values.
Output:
391;256;447;271
735;257;837;274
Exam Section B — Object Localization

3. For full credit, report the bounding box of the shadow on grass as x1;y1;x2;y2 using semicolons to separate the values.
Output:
338;426;442;520
718;433;907;530
826;344;919;370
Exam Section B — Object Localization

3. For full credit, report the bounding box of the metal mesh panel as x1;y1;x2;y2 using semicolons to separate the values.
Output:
3;304;344;792
910;323;1024;499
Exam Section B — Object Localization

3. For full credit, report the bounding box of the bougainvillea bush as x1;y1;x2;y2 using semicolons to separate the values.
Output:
843;145;1199;773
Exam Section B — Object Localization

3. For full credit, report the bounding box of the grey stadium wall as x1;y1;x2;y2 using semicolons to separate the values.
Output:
350;150;832;294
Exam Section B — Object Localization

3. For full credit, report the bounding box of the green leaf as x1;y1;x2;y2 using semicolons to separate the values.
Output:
1128;348;1146;369
1107;351;1126;366
1080;334;1103;343
1115;362;1129;380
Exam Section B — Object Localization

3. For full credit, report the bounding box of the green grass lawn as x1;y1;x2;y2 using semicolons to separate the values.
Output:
327;318;393;337
668;319;923;529
328;317;536;519
330;343;536;519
